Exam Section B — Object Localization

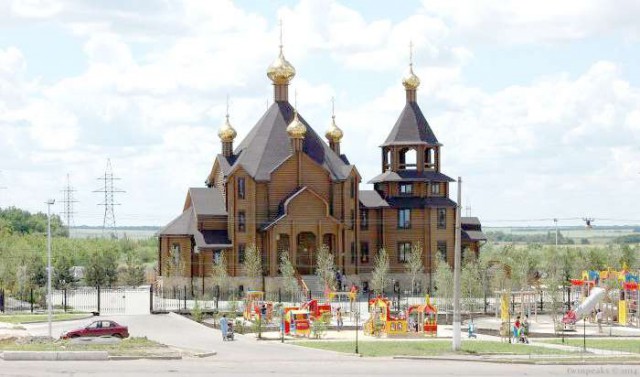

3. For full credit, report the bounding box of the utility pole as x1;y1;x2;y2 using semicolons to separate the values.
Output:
94;159;125;238
60;174;77;235
46;199;55;339
452;177;462;351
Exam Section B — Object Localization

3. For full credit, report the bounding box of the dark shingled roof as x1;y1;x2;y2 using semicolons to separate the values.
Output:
223;101;352;181
158;207;195;236
462;230;487;241
382;102;439;147
200;230;232;248
188;187;227;217
158;205;231;250
385;196;457;209
359;190;389;208
368;170;454;184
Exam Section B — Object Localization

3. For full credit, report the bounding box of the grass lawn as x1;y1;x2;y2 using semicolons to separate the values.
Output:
293;340;574;357
0;337;170;356
0;313;90;324
539;338;640;354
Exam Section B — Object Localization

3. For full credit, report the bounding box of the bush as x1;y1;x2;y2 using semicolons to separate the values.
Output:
191;300;203;323
311;313;330;339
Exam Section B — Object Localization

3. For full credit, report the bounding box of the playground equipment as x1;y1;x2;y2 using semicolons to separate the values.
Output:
406;295;438;336
562;287;605;324
283;308;311;337
364;296;407;336
300;299;332;321
243;291;274;322
564;268;640;327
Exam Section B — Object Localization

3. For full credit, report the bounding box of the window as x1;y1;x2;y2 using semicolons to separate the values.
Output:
360;242;370;263
350;178;355;198
437;241;447;263
237;177;245;199
437;208;446;229
398;242;411;263
398;209;411;229
238;211;246;232
399;183;413;195
350;242;356;264
360;209;369;230
431;183;440;195
350;209;355;229
171;243;180;266
238;244;246;264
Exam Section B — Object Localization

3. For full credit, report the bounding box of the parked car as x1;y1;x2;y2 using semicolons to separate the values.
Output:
61;320;129;339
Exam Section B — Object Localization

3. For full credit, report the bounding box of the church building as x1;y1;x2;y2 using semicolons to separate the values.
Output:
157;40;485;292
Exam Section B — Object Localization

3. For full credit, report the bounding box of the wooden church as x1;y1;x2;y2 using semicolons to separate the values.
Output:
157;39;485;292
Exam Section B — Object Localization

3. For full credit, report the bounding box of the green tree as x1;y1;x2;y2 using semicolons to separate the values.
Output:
120;250;145;286
211;251;229;291
405;243;424;294
315;244;336;291
460;250;483;317
279;251;299;299
54;253;76;289
371;248;390;295
433;256;453;304
85;250;118;287
242;244;262;290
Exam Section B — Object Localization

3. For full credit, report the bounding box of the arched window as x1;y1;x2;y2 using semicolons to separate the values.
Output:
425;148;436;170
383;148;392;170
399;148;417;170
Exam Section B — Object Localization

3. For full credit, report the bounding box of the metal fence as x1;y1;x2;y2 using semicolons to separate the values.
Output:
0;286;151;315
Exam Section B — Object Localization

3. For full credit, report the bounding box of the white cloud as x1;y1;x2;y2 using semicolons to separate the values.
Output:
2;1;640;226
422;0;640;44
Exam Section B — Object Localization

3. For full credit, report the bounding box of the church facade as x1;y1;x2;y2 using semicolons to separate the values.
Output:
157;42;485;292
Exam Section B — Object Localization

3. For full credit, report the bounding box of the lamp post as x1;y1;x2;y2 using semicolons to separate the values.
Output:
452;176;462;351
354;306;360;354
46;199;55;339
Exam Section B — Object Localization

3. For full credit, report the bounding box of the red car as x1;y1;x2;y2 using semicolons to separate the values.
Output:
61;320;129;339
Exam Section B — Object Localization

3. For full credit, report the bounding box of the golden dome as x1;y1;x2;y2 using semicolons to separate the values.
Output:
402;64;421;90
218;115;237;142
267;47;296;85
325;115;343;142
286;111;306;139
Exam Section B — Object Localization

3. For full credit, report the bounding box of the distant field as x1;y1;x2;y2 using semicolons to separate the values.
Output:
70;228;159;240
485;226;639;244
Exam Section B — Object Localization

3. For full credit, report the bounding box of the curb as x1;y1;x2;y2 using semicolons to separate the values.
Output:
393;355;640;365
109;355;183;361
194;351;217;358
1;351;108;361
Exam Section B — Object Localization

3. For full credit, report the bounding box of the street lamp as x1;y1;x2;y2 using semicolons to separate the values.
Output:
46;199;55;339
452;177;462;351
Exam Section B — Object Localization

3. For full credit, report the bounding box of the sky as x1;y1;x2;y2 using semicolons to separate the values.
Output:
1;0;639;228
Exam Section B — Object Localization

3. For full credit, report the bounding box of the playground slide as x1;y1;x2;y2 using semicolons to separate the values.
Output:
562;287;605;324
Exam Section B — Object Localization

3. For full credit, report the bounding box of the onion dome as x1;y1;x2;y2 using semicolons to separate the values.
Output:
325;115;343;143
267;46;296;85
286;110;306;139
402;64;420;90
217;114;237;142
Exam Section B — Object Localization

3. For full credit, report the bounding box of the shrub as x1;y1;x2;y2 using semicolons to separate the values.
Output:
191;300;203;323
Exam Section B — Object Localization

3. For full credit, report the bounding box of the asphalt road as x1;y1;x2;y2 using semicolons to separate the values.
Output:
2;358;632;377
14;313;640;376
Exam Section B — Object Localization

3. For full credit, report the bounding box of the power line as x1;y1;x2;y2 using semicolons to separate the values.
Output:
93;159;125;238
60;173;78;230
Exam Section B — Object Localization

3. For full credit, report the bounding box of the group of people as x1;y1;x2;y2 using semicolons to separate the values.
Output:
513;315;530;344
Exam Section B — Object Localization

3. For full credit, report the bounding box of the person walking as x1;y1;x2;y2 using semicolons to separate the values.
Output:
336;307;343;331
596;308;603;333
220;314;229;341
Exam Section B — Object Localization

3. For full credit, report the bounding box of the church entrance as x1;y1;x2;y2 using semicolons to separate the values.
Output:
296;232;317;275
